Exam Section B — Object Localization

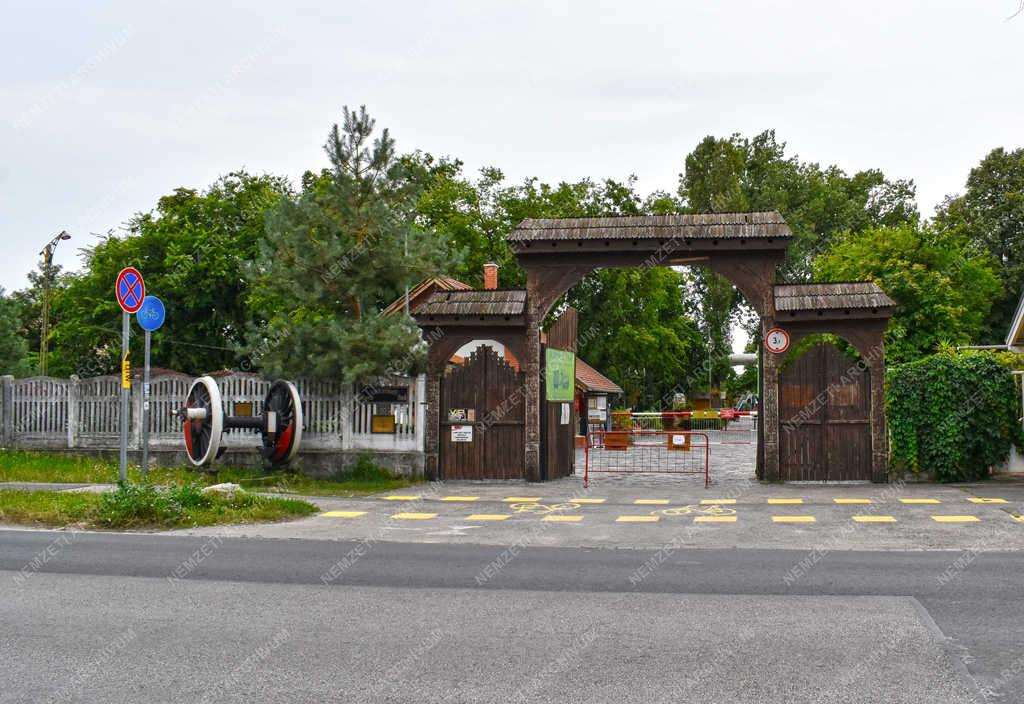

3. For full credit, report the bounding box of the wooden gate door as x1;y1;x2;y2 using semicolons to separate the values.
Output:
779;343;871;481
440;346;525;480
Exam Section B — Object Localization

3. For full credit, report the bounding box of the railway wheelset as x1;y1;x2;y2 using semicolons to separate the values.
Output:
174;376;303;467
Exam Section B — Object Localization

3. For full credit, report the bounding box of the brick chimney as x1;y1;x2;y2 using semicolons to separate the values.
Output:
483;262;498;290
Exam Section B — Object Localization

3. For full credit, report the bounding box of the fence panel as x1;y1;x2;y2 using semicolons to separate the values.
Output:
1;372;425;456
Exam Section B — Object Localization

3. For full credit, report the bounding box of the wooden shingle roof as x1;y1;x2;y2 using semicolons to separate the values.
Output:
508;211;791;242
774;283;895;312
414;289;527;317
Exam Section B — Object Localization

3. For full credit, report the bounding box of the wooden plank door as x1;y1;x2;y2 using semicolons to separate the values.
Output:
779;343;871;481
439;346;525;480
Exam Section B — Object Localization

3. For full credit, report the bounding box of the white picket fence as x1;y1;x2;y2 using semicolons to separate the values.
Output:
0;371;425;457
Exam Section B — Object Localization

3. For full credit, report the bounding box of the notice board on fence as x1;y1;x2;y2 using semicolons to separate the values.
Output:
545;348;575;402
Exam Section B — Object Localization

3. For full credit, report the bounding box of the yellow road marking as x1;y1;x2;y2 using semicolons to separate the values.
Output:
503;497;541;502
616;515;660;523
465;514;511;521
392;512;437;520
967;498;1007;504
570;498;606;504
440;496;479;502
834;498;872;504
634;499;669;505
768;498;803;504
852;515;896;523
899;498;940;504
382;495;420;501
1012;515;1024;522
543;515;583;522
701;499;736;505
772;516;816;523
319;511;366;518
694;516;737;523
931;515;980;523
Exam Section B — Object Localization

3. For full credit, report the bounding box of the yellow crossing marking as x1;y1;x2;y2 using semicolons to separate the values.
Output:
852;515;896;523
694;516;737;523
834;498;872;504
465;514;511;521
772;516;816;523
543;515;583;522
967;498;1007;504
899;498;941;504
1013;515;1024;522
768;498;803;504
392;512;437;520
931;515;980;523
700;499;736;505
634;499;670;505
320;511;366;518
570;498;606;504
440;496;479;502
616;515;660;523
503;497;541;502
382;495;420;501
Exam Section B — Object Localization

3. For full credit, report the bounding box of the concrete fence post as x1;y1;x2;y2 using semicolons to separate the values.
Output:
1;375;13;447
67;375;80;449
340;383;353;451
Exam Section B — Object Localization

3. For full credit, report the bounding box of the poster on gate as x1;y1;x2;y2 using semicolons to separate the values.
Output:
451;425;473;442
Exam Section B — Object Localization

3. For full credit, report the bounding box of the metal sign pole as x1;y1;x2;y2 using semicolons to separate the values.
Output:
119;310;129;483
142;329;151;480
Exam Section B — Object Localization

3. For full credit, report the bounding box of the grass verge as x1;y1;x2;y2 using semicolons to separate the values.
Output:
0;485;317;530
0;450;420;497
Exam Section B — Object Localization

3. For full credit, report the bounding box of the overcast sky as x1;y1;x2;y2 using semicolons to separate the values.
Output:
1;0;1021;294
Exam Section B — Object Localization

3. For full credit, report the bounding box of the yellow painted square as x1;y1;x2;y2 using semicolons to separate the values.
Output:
542;515;583;522
700;499;736;505
852;515;896;523
931;515;980;523
570;498;606;504
899;498;941;504
768;498;803;504
967;498;1007;504
772;516;816;523
319;511;366;518
382;495;420;501
440;496;479;502
694;516;737;523
392;512;437;520
834;498;872;504
1012;515;1024;522
465;514;511;521
616;515;660;523
634;499;669;505
503;497;541;502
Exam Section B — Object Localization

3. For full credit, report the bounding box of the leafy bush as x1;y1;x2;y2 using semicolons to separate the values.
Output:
887;351;1024;481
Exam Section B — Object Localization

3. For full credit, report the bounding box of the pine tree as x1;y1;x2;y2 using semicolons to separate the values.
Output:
249;106;455;381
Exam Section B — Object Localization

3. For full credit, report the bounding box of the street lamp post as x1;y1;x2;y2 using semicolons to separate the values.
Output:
38;231;71;376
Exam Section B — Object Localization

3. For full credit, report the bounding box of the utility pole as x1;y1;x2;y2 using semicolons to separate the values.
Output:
38;231;71;376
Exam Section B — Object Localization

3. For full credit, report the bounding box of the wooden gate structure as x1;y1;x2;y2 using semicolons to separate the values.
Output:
439;346;525;480
779;343;872;481
415;212;895;483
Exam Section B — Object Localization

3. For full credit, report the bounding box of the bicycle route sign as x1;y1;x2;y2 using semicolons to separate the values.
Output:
116;267;146;314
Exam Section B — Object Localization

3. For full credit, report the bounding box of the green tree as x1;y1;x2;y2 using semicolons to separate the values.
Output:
0;288;32;376
934;146;1024;341
571;267;704;408
248;106;455;382
46;171;289;377
813;224;1001;363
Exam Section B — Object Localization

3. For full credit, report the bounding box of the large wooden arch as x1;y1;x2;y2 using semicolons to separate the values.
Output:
415;212;895;483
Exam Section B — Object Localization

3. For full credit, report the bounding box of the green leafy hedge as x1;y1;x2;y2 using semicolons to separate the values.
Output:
886;351;1023;481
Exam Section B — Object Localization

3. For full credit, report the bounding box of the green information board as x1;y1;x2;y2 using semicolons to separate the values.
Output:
545;348;576;401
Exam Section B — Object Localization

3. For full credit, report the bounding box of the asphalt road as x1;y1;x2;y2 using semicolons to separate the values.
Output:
3;529;1022;703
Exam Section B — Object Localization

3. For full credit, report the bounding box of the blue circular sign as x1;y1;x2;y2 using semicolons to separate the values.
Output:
137;296;165;332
